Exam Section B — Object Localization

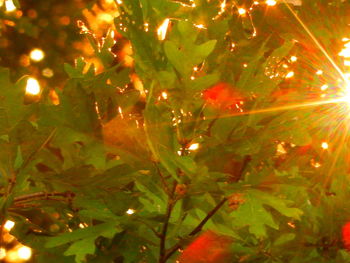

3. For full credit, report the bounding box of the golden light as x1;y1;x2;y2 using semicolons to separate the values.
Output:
126;208;135;215
290;56;297;62
321;142;329;150
320;84;328;91
4;220;15;231
285;71;294;78
97;13;114;23
188;143;199;151
29;48;45;62
0;248;6;260
161;91;168;100
42;68;54;78
26;77;41;95
157;18;170;41
5;0;16;12
194;24;206;29
339;45;350;58
17;246;32;260
316;70;323;75
266;0;277;6
238;8;247;16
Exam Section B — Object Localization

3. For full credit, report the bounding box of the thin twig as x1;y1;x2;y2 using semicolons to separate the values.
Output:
13;191;73;203
154;163;170;195
163;197;228;262
159;182;177;263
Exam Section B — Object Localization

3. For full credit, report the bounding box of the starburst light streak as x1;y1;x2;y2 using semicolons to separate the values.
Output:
281;0;349;86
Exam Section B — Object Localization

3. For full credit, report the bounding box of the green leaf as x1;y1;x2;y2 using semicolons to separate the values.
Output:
194;40;217;60
273;233;296;246
14;146;23;170
64;237;96;263
232;190;302;238
45;222;122;248
164;40;187;75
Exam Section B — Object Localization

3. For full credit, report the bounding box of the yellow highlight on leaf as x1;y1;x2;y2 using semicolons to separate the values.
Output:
157;18;170;41
26;77;41;95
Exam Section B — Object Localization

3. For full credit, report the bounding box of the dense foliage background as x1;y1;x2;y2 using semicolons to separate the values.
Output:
2;0;350;262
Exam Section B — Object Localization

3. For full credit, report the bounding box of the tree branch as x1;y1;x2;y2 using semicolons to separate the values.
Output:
159;182;177;263
154;163;170;195
163;197;228;262
13;191;74;204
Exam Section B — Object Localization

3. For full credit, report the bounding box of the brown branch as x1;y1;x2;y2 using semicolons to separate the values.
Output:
159;182;177;263
163;197;228;262
154;163;170;195
13;191;74;204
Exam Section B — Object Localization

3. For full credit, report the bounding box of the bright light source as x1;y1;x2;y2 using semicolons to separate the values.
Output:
285;71;294;78
320;84;328;91
26;77;41;95
188;143;199;151
290;56;297;62
266;0;276;6
321;142;329;150
126;209;135;215
157;18;170;41
316;70;323;75
161;91;168;100
5;0;16;12
29;48;45;62
4;220;15;231
339;48;350;58
0;248;6;260
17;246;32;260
238;8;246;15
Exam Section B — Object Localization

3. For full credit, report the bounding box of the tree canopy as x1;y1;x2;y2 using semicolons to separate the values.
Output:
1;0;350;262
